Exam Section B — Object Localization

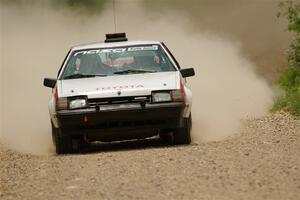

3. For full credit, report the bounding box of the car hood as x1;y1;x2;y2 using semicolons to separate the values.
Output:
59;71;180;98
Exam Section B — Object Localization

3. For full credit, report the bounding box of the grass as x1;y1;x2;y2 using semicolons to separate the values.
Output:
272;66;300;117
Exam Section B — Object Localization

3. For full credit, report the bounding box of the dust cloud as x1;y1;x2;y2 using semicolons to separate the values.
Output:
0;0;275;154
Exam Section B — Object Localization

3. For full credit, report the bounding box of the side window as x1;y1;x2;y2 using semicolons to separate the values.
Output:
62;56;77;77
157;45;176;71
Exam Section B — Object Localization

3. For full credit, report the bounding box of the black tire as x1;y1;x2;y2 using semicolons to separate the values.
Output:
71;137;83;153
173;115;192;145
51;123;73;154
159;131;174;144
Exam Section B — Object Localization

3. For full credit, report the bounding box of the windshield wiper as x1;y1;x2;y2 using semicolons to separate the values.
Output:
114;69;156;75
64;73;107;80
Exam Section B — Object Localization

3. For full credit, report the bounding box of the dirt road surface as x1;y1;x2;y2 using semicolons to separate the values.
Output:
1;113;299;200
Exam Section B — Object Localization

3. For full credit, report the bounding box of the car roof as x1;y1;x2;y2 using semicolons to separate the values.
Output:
71;40;161;51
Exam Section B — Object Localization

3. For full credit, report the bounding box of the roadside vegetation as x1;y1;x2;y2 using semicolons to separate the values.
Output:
273;1;300;117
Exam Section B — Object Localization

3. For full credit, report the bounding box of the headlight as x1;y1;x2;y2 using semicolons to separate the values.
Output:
69;98;88;109
152;92;172;103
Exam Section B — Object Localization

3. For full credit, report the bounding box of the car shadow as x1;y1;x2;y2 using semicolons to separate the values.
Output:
79;137;171;154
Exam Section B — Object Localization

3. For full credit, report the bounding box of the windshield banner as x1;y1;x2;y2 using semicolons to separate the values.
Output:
74;45;158;57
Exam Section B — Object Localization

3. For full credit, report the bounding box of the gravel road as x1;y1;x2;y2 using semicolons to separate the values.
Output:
1;113;299;200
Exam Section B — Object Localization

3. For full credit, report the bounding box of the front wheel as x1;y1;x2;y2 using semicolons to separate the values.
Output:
51;123;73;154
173;115;192;145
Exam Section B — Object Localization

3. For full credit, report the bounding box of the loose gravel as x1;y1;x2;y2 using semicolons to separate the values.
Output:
1;113;299;200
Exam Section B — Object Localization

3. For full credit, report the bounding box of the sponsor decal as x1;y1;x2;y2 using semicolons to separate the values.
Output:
74;45;158;57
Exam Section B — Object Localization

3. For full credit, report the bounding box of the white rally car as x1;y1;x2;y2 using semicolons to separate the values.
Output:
44;33;195;154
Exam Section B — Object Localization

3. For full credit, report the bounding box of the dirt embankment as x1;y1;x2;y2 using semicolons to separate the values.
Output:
1;113;299;200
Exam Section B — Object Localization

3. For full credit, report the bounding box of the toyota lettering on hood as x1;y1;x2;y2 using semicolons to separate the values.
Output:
98;84;144;91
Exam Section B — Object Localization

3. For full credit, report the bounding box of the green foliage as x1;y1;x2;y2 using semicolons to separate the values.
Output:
273;87;300;116
272;96;287;112
289;88;300;116
278;66;300;91
274;1;300;117
285;2;300;32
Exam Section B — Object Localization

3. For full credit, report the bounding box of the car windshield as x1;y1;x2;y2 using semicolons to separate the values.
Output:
61;44;176;79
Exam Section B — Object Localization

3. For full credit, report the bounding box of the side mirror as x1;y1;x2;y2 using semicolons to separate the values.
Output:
180;68;195;78
43;78;57;88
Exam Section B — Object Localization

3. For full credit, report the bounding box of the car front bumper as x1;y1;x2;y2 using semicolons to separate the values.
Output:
56;102;185;138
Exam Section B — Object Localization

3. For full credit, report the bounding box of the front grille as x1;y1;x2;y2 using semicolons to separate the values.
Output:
88;96;151;107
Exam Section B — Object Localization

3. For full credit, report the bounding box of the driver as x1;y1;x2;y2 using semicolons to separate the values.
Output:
79;54;112;75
